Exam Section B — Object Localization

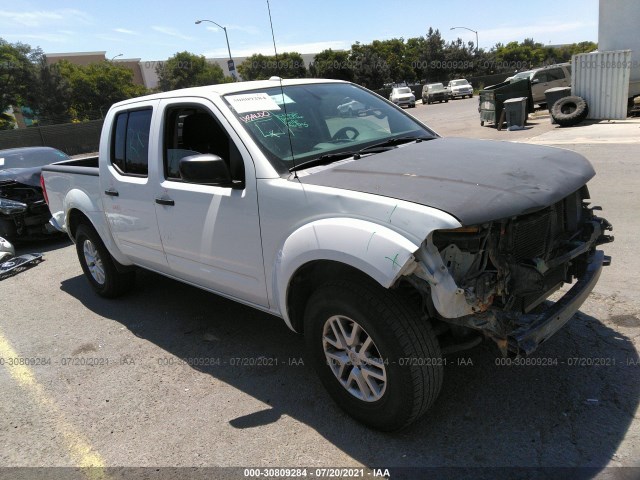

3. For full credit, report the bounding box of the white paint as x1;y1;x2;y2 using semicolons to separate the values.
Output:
573;50;632;120
599;0;640;97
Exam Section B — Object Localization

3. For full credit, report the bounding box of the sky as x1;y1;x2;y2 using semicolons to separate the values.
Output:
0;0;599;61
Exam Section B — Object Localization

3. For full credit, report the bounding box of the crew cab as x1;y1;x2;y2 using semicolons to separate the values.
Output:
41;78;613;431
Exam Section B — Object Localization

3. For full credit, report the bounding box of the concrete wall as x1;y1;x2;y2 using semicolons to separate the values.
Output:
599;0;640;96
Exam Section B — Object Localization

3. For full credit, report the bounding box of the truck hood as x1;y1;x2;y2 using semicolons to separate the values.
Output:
298;138;595;225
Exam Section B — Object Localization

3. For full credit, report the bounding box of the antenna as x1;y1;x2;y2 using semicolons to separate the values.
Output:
267;0;297;175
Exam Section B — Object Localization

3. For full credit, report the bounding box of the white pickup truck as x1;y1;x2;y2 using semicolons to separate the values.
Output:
42;78;613;431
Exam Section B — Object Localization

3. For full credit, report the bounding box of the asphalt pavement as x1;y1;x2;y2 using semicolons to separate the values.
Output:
1;97;638;480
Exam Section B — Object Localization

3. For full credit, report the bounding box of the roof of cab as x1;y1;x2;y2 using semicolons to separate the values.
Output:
111;78;347;108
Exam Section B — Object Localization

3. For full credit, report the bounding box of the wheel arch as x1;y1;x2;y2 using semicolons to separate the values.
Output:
62;188;132;268
274;218;422;332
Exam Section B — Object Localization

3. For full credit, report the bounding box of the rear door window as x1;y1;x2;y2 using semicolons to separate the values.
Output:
111;108;152;176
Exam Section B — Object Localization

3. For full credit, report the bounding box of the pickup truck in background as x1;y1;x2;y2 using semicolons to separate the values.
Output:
42;78;613;431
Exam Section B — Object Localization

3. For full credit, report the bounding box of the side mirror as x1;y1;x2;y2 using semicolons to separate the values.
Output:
531;78;540;84
179;154;232;187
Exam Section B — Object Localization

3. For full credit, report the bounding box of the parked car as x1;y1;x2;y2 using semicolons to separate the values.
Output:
448;79;473;99
42;78;612;431
511;63;571;104
337;98;366;117
0;146;69;241
422;83;450;104
389;86;416;108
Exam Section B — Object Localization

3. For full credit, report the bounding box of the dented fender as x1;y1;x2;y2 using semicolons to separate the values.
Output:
275;218;422;329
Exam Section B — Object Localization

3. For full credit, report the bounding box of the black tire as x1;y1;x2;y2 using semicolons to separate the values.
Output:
445;99;449;103
75;223;135;298
551;95;589;127
421;98;426;105
304;280;443;431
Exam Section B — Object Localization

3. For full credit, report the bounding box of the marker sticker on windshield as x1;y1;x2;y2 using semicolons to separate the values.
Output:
227;93;281;114
270;93;296;106
0;158;4;167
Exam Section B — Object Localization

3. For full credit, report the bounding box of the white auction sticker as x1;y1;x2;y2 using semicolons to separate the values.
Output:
0;158;4;166
226;93;281;114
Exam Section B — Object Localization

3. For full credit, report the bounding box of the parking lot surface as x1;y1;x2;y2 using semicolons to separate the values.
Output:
1;98;638;479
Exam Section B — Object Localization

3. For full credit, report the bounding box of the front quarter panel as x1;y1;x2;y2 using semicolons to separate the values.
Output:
275;218;419;329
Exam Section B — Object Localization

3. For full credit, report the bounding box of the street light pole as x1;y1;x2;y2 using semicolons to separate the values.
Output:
195;19;237;80
110;53;123;61
450;26;479;55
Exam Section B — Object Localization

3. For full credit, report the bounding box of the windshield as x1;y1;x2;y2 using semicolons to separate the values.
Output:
512;71;533;80
450;80;469;86
428;84;444;91
0;147;69;170
395;87;412;94
223;83;435;173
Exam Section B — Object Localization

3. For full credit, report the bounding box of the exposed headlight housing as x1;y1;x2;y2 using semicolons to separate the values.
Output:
0;198;28;215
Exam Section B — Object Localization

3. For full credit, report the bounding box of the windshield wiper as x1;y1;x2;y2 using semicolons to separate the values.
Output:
288;136;434;173
289;151;357;172
357;135;434;154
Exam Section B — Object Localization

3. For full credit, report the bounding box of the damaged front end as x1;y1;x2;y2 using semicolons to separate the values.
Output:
407;186;613;356
0;179;57;240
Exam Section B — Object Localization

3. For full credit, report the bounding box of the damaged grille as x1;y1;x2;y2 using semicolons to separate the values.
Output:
506;190;584;263
512;211;551;261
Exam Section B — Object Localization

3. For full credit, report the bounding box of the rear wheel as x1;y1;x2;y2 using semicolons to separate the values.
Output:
304;280;443;431
75;223;135;298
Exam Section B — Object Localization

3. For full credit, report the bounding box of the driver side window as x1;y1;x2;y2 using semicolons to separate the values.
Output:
163;105;244;184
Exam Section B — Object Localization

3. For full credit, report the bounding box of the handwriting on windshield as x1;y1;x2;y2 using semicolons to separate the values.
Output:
274;112;309;128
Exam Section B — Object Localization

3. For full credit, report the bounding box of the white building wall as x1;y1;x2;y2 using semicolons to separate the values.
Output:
599;0;640;96
573;50;631;119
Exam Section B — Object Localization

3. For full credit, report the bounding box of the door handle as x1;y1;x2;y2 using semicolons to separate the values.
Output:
104;189;119;197
155;198;175;206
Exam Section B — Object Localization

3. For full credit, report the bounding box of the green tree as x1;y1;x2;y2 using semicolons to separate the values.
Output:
350;43;391;89
31;59;72;125
237;52;307;80
0;39;39;123
495;39;549;72
156;51;230;91
309;49;354;81
551;41;598;63
442;38;476;80
372;39;416;84
57;60;148;120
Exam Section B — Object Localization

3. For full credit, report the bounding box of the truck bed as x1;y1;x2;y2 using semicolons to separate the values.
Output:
42;156;99;176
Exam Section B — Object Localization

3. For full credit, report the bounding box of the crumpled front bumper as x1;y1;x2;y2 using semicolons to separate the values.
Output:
505;249;608;355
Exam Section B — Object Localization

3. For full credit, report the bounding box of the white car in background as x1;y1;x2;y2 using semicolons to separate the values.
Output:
337;98;366;117
389;87;416;108
447;79;473;99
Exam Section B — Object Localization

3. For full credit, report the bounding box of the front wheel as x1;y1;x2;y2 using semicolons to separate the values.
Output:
304;281;443;431
75;223;135;298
